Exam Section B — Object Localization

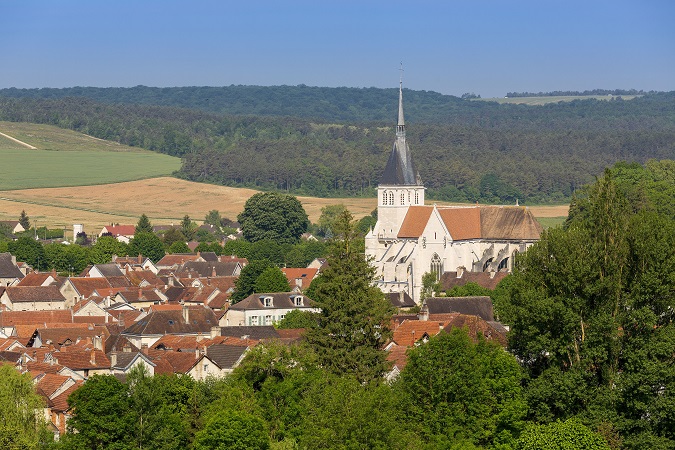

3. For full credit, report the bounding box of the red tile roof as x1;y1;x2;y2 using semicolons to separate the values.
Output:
0;310;73;326
101;225;135;237
437;207;482;240
3;286;66;303
397;206;434;238
392;320;444;347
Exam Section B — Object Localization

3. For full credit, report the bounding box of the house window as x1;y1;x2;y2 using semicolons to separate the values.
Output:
294;296;303;306
430;253;443;281
265;315;272;326
262;297;273;307
251;315;259;326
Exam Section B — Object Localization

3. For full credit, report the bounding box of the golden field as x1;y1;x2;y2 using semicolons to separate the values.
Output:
0;177;568;234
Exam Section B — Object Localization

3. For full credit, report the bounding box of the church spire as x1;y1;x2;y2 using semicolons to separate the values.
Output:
380;69;422;186
397;71;405;137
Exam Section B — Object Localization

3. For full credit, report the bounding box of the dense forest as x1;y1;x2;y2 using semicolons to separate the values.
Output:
1;86;674;203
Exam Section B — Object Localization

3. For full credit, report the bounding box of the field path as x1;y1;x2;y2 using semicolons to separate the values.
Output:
0;130;37;149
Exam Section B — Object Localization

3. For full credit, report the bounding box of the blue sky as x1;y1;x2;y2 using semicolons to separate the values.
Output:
1;0;673;97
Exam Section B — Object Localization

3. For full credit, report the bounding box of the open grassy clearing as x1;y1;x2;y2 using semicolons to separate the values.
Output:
475;95;639;105
0;122;181;190
0;177;569;234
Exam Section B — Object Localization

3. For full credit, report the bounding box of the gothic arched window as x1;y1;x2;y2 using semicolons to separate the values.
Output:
382;191;387;205
430;253;443;281
400;192;405;205
414;191;419;205
389;192;394;205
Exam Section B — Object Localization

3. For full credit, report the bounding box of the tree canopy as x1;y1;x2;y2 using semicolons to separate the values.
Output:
237;192;309;245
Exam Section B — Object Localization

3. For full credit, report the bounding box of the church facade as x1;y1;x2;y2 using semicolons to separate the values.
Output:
365;82;543;303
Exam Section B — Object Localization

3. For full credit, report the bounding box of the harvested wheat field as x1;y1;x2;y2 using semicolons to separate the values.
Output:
0;177;568;233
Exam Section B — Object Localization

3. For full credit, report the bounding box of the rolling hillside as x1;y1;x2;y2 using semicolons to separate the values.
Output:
0;122;181;190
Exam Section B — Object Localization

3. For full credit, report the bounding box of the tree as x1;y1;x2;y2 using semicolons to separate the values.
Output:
0;365;47;450
18;210;30;230
254;267;291;293
128;231;165;263
496;170;675;446
43;242;88;274
135;214;153;234
169;241;191;254
231;260;275;303
304;210;394;383
193;410;270;450
7;236;45;270
161;227;186;248
421;271;442;300
63;375;131;449
397;328;527;448
517;418;611;450
317;204;347;238
89;235;128;264
275;309;318;329
181;215;197;241
238;192;309;244
204;209;223;232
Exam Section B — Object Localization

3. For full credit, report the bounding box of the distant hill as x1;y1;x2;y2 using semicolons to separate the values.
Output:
0;86;673;204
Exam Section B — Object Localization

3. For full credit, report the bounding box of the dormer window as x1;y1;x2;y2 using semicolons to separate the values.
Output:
293;296;304;307
262;296;273;307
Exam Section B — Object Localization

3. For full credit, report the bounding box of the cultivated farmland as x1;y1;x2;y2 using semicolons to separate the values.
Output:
0;122;181;190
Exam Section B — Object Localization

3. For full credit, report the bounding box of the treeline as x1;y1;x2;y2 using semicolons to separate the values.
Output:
1;85;672;126
1;89;674;203
505;88;653;97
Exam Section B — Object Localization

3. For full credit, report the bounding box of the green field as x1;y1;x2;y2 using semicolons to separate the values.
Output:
536;216;566;229
475;95;640;105
0;122;181;190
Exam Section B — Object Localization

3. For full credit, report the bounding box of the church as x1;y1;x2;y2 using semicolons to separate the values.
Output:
364;81;543;304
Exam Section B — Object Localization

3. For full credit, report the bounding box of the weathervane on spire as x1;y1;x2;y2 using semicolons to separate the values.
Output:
399;62;404;86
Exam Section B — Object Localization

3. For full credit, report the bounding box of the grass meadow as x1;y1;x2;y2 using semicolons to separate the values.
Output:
0;122;181;190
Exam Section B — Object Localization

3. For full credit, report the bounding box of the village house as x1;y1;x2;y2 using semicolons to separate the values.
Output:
221;292;319;327
0;252;25;286
98;224;135;243
1;286;68;311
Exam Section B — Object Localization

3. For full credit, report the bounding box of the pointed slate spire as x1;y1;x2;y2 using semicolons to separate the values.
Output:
380;76;422;186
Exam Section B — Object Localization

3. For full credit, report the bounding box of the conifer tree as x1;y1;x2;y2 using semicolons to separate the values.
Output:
135;214;153;234
304;210;393;383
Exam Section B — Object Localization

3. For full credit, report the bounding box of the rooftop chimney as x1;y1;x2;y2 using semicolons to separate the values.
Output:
210;326;221;339
182;304;189;323
110;352;117;368
141;344;148;355
456;266;465;278
90;350;96;365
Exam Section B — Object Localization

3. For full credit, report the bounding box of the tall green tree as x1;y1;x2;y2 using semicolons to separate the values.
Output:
304;210;393;383
7;236;45;270
135;214;153;234
517;418;611;450
204;209;223;232
18;210;30;230
0;365;48;450
193;410;270;450
238;192;309;244
317;204;347;238
495;169;675;447
254;267;291;294
397;329;527;448
128;231;165;263
89;235;128;264
231;260;275;303
181;215;197;241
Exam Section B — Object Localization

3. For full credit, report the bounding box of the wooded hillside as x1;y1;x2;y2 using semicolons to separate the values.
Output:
1;86;673;203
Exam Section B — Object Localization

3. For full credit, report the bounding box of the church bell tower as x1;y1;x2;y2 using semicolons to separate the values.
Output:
375;77;425;239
